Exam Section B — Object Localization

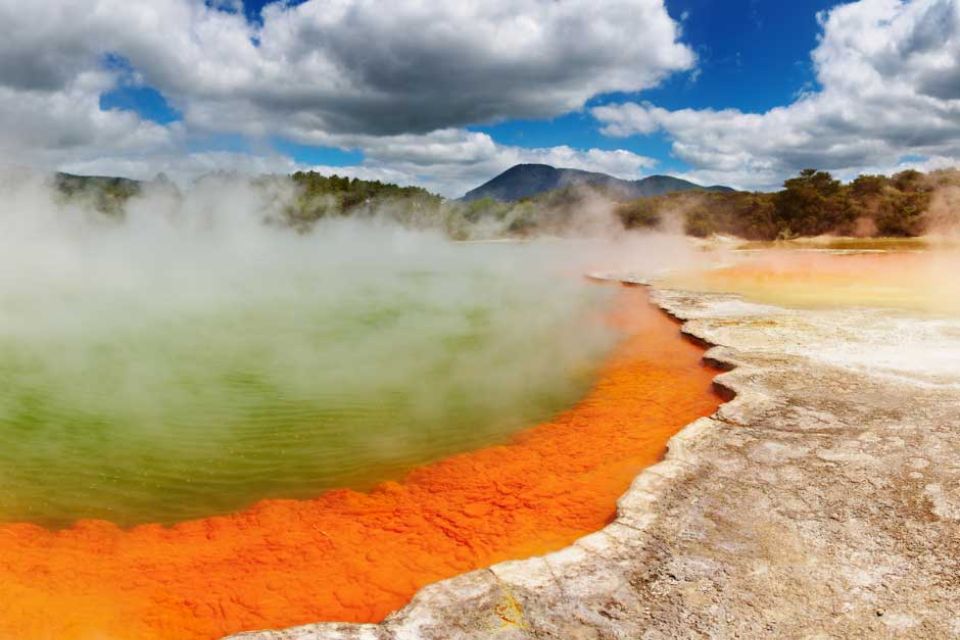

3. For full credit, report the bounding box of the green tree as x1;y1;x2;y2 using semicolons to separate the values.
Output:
615;198;661;229
773;169;854;236
849;174;889;198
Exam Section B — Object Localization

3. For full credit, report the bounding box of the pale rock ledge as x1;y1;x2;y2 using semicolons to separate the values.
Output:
227;287;960;640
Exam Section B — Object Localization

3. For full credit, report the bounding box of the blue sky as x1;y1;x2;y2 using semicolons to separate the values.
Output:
8;0;959;195
102;0;839;181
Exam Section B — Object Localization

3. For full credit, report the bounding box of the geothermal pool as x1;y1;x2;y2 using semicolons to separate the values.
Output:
0;187;724;640
664;246;960;315
5;201;954;640
0;284;721;640
0;241;618;527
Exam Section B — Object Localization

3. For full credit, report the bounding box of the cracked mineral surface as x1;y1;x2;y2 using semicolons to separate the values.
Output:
229;283;960;640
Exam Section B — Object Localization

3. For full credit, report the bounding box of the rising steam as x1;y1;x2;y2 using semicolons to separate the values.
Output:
0;168;706;526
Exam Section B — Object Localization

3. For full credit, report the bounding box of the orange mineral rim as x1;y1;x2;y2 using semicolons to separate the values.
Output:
0;285;721;640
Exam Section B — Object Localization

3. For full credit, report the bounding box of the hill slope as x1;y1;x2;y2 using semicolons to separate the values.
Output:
461;163;733;202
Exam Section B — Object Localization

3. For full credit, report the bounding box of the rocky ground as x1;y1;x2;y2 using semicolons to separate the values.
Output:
229;287;960;640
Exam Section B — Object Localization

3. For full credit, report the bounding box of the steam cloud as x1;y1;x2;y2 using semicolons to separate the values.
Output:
0;168;703;526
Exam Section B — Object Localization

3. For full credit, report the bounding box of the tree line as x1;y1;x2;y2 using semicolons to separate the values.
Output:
53;167;956;240
617;168;954;240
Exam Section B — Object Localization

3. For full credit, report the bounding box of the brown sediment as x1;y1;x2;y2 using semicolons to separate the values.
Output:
0;286;721;640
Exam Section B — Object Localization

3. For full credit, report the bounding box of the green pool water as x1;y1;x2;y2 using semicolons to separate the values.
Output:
0;230;617;528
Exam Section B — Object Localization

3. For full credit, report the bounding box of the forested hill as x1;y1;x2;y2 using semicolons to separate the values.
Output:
461;163;733;202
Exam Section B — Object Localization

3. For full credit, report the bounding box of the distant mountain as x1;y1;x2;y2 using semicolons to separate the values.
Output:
461;163;733;202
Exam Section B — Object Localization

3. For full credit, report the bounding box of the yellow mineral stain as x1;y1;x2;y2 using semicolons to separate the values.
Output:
665;249;960;315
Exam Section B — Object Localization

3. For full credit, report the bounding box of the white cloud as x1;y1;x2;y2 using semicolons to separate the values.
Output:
54;129;657;198
354;131;658;196
593;0;960;189
58;151;302;185
0;0;691;193
181;0;695;136
0;71;173;159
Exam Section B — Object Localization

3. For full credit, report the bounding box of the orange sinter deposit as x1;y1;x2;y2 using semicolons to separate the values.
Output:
0;286;721;640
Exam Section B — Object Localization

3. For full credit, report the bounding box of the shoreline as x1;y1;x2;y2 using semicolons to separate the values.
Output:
231;282;960;639
227;284;733;640
0;286;720;640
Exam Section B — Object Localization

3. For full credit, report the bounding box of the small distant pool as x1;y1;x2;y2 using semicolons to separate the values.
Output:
662;249;960;316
